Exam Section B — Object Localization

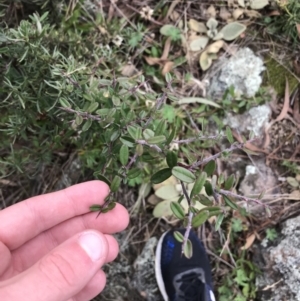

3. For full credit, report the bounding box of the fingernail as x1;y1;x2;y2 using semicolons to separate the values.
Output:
78;232;104;262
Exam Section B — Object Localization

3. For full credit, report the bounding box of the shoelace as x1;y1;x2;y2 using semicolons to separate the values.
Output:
175;272;206;301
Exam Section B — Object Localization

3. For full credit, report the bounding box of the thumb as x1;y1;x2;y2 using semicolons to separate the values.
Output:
0;230;108;301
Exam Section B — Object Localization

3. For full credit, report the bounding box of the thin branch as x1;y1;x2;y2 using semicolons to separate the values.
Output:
218;189;267;207
136;140;163;152
59;107;101;121
180;181;193;255
126;153;138;170
190;138;257;169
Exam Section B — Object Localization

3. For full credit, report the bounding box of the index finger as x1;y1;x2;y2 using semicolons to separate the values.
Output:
0;181;110;250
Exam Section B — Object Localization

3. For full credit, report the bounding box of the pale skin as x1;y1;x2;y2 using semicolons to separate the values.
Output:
0;181;129;301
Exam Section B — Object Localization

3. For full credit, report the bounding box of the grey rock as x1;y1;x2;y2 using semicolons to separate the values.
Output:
208;47;265;99
223;104;271;137
255;215;300;301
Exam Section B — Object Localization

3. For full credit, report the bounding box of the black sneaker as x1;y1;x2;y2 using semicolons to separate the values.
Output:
155;229;215;301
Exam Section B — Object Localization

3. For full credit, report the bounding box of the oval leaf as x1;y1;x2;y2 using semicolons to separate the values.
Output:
82;119;92;132
93;173;111;186
155;185;179;199
151;168;172;184
119;144;129;166
147;135;166;144
190;172;207;198
101;202;117;213
135;144;144;156
224;174;235;190
143;129;155;140
197;194;213;206
153;200;173;218
87;102;99;113
127;168;142;179
110;175;122;193
170;201;185;219
160;24;178;36
199;50;213;71
166;125;177;145
192;210;210;227
178;97;221;108
166;151;178;168
204;181;213;196
89;204;102;212
223;195;238;210
219;22;246;41
59;97;71;108
174;231;184;243
190;37;209;51
204;161;216;177
226;126;234;144
183;239;193;259
120;136;135;148
215;213;225;231
172;166;196;183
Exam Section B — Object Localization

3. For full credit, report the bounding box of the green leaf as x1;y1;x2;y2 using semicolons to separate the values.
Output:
215;213;225;231
226;126;234;143
170;201;185;219
155;120;166;135
162;104;176;123
219;22;246;41
172;166;196;183
223;195;238;210
101;202;117;213
93;173;111;186
204;161;216;177
206;207;222;217
112;95;120;106
75;115;83;125
178;97;221;108
183;239;193;259
165;72;172;83
204;181;213;196
174;231;184;242
120;136;135;147
82;119;92;132
119;144;129;166
166;151;178;168
96;108;110;116
143;129;155;140
166;125;177;145
59;97;71;108
135;144;144;156
127;168;142;179
147;135;166;144
218;174;225;185
197;194;213;206
89;204;102;211
87;102;99;113
192;210;210;227
160;24;181;41
110;130;120;142
190;172;207;198
224;174;235;190
110;175;122;193
128;125;142;140
151;168;172;184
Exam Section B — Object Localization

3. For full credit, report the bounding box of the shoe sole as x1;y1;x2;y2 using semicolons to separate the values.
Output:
155;230;169;301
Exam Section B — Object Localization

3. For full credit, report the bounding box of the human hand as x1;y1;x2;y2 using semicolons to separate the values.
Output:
0;181;129;301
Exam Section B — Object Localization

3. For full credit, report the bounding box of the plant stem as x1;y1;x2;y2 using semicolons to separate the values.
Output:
180;181;193;255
